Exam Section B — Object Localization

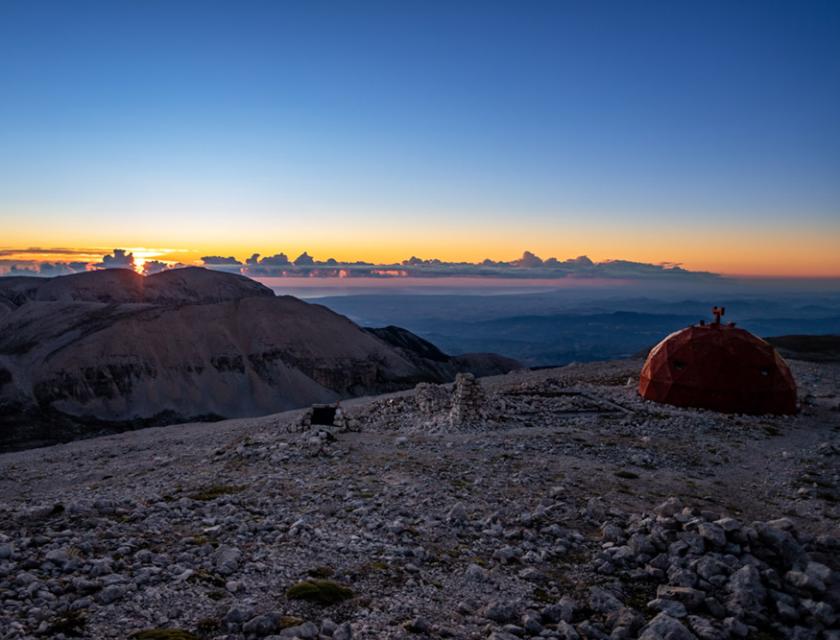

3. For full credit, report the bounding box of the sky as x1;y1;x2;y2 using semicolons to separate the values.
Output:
1;1;839;276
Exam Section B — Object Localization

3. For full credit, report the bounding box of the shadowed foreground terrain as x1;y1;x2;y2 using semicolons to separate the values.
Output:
0;358;838;639
313;292;840;367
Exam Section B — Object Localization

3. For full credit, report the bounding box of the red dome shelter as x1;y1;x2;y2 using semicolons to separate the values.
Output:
639;307;797;415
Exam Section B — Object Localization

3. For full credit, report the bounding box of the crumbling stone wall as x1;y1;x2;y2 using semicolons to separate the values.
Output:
294;403;357;432
411;374;489;431
449;373;487;429
414;382;450;415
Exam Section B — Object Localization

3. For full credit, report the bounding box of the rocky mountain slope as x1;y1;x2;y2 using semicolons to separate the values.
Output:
0;268;518;450
0;267;274;306
0;358;837;639
364;325;518;381
766;335;840;363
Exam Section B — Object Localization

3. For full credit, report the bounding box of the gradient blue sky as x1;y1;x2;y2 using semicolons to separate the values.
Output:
1;1;839;275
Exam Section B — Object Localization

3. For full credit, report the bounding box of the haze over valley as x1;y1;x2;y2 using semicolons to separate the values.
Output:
311;284;840;367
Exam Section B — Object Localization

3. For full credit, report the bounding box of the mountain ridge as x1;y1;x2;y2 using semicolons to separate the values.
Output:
0;268;519;450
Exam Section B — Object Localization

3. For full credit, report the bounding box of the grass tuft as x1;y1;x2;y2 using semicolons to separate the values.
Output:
278;616;305;629
44;612;86;637
188;484;244;501
286;578;354;605
614;470;640;479
307;566;334;579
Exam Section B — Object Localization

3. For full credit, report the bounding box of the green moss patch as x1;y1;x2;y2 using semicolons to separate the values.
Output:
188;484;244;501
187;569;226;588
195;618;220;633
44;612;86;636
614;470;640;479
307;566;334;579
286;579;354;605
278;616;305;629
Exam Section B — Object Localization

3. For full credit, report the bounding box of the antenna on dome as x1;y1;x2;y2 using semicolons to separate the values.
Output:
712;306;725;326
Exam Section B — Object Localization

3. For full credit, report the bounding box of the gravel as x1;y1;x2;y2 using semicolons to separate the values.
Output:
0;358;838;639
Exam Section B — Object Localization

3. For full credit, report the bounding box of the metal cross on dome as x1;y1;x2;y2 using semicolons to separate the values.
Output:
712;306;725;325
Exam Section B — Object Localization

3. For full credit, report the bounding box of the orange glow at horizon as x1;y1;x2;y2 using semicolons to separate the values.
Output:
1;221;839;278
1;242;838;278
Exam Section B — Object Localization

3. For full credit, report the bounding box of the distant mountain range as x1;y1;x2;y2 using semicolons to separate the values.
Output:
315;292;840;366
0;268;518;450
765;335;840;363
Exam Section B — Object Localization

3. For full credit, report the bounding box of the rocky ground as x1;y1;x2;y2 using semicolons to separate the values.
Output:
0;358;838;640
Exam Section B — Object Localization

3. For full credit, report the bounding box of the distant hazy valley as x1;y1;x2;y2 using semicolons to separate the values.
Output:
311;289;840;367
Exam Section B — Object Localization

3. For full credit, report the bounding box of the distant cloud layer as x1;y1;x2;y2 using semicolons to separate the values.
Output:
0;247;96;257
0;247;719;281
200;255;242;266
0;248;154;277
97;249;135;270
205;250;719;280
141;260;170;275
0;247;105;277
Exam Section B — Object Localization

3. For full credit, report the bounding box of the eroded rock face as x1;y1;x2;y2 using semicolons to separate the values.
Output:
1;296;413;424
367;325;521;380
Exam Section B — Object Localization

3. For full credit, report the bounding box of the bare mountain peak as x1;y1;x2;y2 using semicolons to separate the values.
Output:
4;266;275;306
